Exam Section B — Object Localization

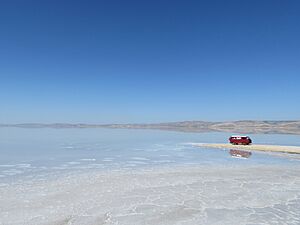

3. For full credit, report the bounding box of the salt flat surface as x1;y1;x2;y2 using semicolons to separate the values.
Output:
193;143;300;154
1;165;300;225
1;128;300;224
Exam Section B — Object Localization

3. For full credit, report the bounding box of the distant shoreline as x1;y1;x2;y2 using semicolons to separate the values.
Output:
192;143;300;154
1;120;300;135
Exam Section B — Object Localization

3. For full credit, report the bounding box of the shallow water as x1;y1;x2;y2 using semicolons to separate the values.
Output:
0;128;299;181
0;128;300;224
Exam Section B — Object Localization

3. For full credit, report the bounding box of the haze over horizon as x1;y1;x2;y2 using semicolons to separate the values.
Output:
1;0;300;124
2;119;300;125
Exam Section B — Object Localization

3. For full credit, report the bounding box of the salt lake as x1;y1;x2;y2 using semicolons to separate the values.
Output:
0;128;300;224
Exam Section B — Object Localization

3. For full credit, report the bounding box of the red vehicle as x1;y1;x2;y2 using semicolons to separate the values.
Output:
229;136;252;145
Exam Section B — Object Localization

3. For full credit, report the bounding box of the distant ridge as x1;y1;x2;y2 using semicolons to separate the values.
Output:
1;120;300;135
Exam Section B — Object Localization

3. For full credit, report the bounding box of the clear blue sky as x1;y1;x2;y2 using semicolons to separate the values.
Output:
0;0;299;123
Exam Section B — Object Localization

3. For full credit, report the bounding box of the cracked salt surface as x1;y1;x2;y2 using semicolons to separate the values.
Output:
1;165;300;225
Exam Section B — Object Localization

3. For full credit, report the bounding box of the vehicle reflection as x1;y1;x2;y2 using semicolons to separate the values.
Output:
229;149;252;159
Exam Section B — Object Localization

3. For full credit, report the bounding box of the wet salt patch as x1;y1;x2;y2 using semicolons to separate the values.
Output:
154;144;166;147
172;146;185;151
0;165;16;168
130;157;150;161
125;164;138;167
2;169;24;176
80;159;96;161
185;142;202;145
62;146;75;149
16;164;31;168
39;166;48;170
52;166;69;170
153;160;174;163
76;164;105;169
132;148;144;151
89;163;103;166
127;161;148;165
184;162;201;165
102;158;114;162
146;148;166;152
67;162;81;165
144;149;159;152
